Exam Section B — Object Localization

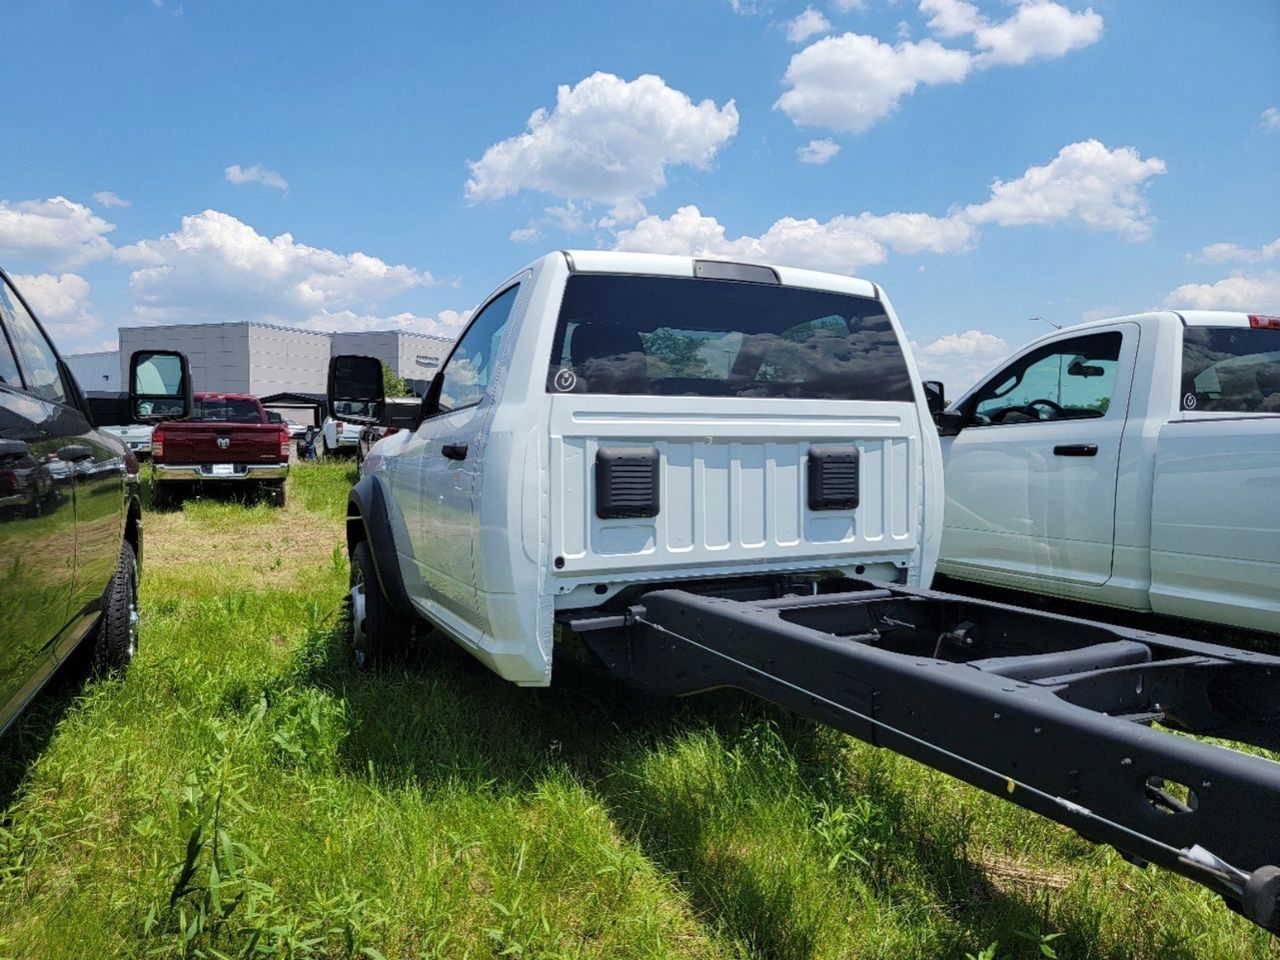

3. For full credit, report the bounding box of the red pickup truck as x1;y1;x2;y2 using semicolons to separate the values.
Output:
151;393;290;508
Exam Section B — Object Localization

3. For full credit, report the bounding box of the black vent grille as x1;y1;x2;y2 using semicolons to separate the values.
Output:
808;446;860;511
596;446;660;519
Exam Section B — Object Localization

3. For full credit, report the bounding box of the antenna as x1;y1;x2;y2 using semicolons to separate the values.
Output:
1031;315;1061;330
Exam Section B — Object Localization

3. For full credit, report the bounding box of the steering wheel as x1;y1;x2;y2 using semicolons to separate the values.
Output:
1024;398;1066;419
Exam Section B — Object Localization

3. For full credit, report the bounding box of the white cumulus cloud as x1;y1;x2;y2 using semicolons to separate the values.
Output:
971;1;1103;67
1164;272;1280;313
1262;107;1280;131
10;272;99;338
776;33;972;134
920;1;1103;67
910;328;1011;392
465;72;739;220
0;196;115;267
614;204;975;273
797;138;841;164
919;0;983;38
786;7;831;43
92;191;131;209
964;140;1166;241
614;139;1163;273
1191;237;1280;265
224;163;289;192
115;209;435;328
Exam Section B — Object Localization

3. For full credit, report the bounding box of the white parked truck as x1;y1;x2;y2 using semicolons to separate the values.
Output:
328;256;1280;934
934;311;1280;634
336;251;943;685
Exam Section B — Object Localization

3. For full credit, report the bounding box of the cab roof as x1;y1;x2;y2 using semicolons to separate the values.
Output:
558;250;880;301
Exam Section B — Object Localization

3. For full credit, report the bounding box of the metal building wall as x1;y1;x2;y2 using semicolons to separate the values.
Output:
120;323;252;393
247;324;331;395
65;349;121;391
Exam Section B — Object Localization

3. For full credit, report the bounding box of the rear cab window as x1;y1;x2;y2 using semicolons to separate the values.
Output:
192;398;263;422
1181;326;1280;414
545;274;914;402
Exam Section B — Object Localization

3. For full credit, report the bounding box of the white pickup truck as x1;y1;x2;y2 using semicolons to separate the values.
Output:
333;250;943;685
935;311;1280;634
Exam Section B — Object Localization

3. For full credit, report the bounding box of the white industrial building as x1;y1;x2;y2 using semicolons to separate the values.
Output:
66;321;454;398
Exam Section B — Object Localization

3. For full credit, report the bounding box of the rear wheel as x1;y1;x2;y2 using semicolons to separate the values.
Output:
265;481;286;508
92;540;139;674
151;481;170;510
348;540;412;667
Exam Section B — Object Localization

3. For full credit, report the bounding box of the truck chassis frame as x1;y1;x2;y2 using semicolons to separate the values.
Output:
571;579;1280;934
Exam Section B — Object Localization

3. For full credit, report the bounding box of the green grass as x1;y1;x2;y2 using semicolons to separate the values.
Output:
0;461;1274;959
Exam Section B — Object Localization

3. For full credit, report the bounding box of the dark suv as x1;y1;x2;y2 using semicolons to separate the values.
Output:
0;269;173;736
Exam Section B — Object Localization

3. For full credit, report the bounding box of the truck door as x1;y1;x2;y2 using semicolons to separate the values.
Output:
411;282;522;623
0;282;79;728
941;326;1136;586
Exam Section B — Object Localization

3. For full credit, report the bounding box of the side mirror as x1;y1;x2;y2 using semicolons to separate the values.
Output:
922;380;947;417
129;350;192;423
935;409;964;437
327;355;384;426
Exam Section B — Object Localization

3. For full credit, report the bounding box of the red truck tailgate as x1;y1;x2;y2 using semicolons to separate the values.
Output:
162;422;283;463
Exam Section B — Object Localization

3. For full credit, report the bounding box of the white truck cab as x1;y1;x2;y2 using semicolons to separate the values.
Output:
936;310;1280;633
337;251;943;685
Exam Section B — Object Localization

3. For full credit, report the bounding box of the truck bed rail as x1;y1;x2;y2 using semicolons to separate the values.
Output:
574;580;1280;934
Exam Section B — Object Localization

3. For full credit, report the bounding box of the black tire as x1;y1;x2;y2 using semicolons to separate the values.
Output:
151;482;169;510
92;540;139;674
349;540;412;667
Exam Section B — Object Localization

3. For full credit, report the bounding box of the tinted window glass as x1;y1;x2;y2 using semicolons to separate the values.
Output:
0;279;66;404
972;332;1121;426
1181;327;1280;413
546;274;913;402
0;325;20;388
438;284;520;413
192;398;262;422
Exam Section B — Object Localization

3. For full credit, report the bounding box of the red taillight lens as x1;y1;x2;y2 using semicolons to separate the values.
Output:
385;427;400;436
280;427;290;460
336;421;344;435
1249;315;1280;330
151;428;165;459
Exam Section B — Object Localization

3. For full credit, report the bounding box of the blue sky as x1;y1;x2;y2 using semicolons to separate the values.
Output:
1;0;1277;389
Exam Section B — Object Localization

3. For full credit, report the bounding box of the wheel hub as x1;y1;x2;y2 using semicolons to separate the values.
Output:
349;582;368;667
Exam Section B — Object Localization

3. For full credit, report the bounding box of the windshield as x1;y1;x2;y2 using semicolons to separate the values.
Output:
192;398;262;423
1181;327;1280;413
546;274;914;402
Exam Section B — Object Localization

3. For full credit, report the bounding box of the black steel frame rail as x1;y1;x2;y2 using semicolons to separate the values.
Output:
575;581;1280;933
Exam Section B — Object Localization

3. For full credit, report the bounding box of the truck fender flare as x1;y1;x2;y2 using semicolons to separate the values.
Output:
346;475;416;615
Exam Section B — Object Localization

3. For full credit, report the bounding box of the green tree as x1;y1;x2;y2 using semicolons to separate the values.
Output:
640;329;710;378
382;363;409;398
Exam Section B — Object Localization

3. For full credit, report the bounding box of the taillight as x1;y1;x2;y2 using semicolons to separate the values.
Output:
385;427;400;436
280;427;290;460
152;427;165;459
1249;315;1280;330
336;421;344;435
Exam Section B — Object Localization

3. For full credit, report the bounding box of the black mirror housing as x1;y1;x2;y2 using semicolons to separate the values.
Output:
922;380;946;416
935;409;964;437
328;355;384;426
129;350;192;423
